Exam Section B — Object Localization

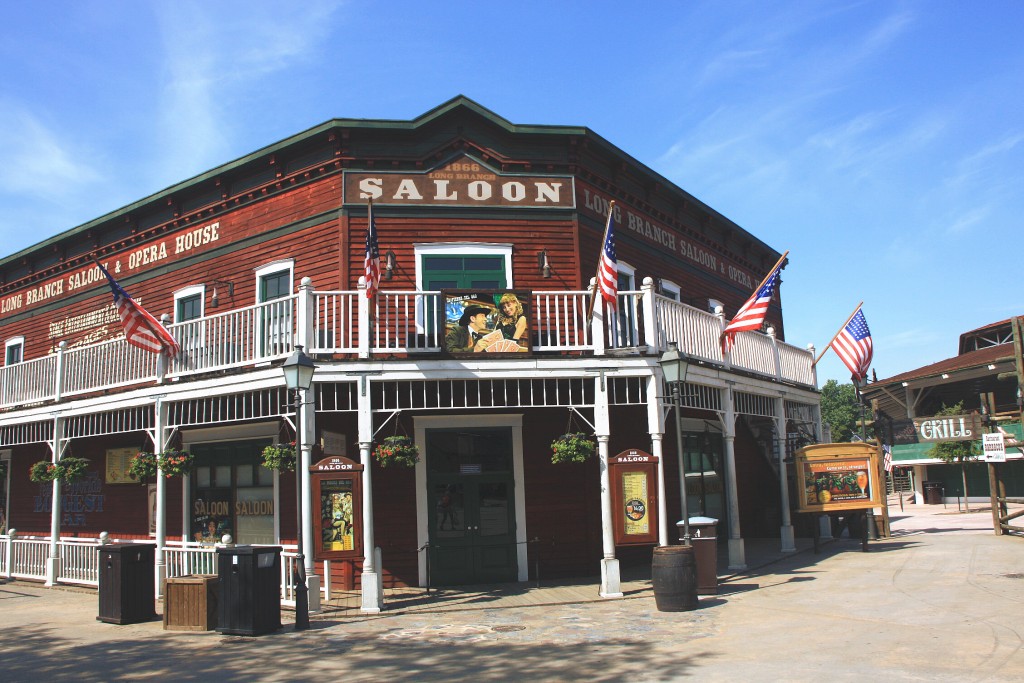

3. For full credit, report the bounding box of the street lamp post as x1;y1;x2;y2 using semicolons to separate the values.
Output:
282;345;316;631
659;341;691;547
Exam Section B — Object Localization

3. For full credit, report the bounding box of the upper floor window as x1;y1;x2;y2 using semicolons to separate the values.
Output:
174;285;206;323
660;279;680;301
5;337;24;365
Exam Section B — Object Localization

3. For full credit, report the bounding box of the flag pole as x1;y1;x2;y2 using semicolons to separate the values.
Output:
586;200;616;324
811;301;863;368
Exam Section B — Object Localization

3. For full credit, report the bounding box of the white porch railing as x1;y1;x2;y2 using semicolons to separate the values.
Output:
2;535;323;605
0;279;817;410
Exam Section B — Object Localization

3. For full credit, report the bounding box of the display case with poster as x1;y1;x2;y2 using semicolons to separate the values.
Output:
609;449;659;546
310;454;363;561
440;290;531;357
795;442;882;513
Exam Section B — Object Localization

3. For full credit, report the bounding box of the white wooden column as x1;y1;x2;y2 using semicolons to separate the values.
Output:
774;396;796;552
357;377;380;613
646;373;669;546
596;370;621;598
721;385;746;570
154;397;168;597
45;415;64;586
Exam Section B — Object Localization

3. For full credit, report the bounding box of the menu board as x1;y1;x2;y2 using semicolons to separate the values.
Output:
622;471;650;536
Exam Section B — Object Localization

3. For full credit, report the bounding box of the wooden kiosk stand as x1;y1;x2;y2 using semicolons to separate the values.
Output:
609;449;659;546
310;455;364;568
795;443;882;551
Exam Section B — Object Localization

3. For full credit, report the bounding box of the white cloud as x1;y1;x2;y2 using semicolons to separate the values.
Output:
0;102;102;199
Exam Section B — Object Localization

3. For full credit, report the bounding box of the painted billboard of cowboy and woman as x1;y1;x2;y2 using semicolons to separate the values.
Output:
442;290;530;355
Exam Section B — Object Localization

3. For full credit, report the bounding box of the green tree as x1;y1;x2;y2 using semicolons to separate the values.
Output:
926;402;980;511
820;379;866;442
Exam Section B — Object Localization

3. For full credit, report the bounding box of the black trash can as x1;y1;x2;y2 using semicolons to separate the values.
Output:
216;545;282;636
97;543;157;625
680;516;719;595
923;481;944;505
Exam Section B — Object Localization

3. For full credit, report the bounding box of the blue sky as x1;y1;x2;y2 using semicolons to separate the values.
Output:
2;1;1021;386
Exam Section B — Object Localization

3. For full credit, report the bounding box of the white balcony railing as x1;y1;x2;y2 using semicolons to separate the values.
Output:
0;278;816;410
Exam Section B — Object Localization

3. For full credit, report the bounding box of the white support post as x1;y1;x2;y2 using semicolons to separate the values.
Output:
807;343;819;390
357;277;371;359
589;278;606;356
357;379;380;612
646;374;669;546
640;277;659;354
154;398;167;597
716;306;730;369
774;396;796;553
768;326;783;382
298;277;315;351
54;341;66;402
45;416;64;586
721;386;746;570
595;372;621;598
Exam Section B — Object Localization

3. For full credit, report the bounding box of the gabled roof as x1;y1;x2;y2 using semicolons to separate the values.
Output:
878;344;1015;385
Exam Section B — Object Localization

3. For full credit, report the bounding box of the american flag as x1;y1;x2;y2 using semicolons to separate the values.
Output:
364;201;381;299
883;444;893;473
720;263;782;353
597;206;618;311
96;261;180;357
833;307;873;381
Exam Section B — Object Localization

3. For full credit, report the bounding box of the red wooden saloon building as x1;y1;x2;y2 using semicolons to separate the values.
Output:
0;97;821;611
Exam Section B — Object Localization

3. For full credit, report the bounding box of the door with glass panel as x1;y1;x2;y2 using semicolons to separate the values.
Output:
426;426;517;585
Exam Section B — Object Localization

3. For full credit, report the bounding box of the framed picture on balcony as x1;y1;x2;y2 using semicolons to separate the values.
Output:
440;289;532;357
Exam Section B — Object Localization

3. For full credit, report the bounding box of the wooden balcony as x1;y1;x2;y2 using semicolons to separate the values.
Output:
0;278;816;411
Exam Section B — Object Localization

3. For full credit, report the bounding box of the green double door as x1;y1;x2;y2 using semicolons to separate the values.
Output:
426;427;518;586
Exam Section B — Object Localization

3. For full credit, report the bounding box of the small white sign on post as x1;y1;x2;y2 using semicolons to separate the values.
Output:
983;432;1006;463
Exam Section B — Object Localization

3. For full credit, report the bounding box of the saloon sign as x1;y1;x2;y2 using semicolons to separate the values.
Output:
913;413;983;443
344;155;574;209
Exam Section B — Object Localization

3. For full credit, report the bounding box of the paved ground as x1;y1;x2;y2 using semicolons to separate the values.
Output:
1;497;1021;682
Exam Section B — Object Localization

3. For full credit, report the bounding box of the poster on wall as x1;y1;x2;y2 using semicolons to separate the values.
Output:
622;471;650;536
105;447;138;484
192;489;232;544
441;290;531;356
319;479;355;554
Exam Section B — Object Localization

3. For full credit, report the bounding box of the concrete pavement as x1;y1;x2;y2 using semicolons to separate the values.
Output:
1;498;1021;682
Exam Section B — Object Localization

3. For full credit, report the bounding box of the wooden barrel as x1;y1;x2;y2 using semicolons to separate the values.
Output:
651;545;698;612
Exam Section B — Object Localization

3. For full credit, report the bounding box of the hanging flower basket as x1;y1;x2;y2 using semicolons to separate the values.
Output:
29;457;91;484
372;436;419;468
59;456;91;483
550;433;596;464
156;449;195;478
261;442;297;472
29;460;60;483
127;452;159;482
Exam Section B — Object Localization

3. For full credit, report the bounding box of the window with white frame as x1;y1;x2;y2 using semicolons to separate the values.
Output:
5;336;24;365
413;243;513;334
659;279;680;301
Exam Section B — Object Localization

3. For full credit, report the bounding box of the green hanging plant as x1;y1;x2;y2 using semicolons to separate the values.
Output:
261;442;297;471
127;452;159;482
59;456;91;483
29;460;60;483
550;433;596;464
156;449;195;478
29;457;91;484
372;436;419;468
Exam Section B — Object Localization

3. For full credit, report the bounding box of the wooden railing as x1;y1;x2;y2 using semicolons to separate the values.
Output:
0;278;816;410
